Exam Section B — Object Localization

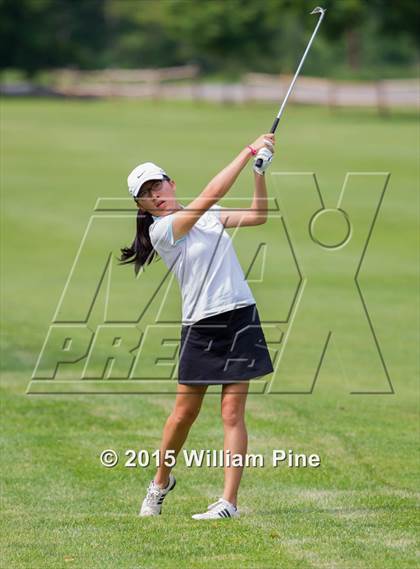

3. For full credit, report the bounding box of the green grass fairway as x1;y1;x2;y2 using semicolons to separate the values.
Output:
1;99;418;568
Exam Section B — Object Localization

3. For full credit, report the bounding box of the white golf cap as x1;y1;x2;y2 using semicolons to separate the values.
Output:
127;162;169;198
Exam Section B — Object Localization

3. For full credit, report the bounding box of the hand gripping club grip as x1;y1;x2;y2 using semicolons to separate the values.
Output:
254;118;279;168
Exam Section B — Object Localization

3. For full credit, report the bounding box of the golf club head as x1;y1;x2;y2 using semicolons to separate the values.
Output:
310;7;326;16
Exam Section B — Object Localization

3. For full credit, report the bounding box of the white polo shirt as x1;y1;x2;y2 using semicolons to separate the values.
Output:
149;205;256;325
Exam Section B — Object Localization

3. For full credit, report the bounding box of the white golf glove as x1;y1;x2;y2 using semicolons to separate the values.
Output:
253;139;274;176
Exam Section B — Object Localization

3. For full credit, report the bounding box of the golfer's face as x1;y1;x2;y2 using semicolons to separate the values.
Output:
137;179;176;216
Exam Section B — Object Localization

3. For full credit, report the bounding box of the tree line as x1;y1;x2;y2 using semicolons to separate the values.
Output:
0;0;418;78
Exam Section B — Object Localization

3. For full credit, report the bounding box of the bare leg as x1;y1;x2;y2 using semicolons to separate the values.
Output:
220;382;249;508
153;383;208;488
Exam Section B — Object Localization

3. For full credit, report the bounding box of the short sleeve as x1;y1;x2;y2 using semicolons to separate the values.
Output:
208;204;222;220
149;215;186;250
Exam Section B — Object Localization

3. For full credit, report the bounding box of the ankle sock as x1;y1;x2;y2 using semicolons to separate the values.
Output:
222;498;237;510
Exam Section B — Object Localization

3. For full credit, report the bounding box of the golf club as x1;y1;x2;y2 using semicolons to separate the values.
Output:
255;6;326;168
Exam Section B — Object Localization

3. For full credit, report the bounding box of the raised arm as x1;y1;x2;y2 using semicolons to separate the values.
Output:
172;134;274;241
220;170;270;228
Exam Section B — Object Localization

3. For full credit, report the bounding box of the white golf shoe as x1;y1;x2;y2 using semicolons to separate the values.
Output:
192;497;239;520
139;473;176;516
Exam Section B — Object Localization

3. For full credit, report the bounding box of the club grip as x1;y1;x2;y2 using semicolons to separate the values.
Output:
270;117;280;133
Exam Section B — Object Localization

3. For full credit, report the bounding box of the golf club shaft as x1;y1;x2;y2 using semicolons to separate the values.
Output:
255;7;326;167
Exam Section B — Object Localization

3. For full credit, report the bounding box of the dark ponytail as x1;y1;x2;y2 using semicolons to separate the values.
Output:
119;208;157;275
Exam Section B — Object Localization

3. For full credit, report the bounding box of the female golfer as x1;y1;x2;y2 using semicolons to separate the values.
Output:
120;134;275;520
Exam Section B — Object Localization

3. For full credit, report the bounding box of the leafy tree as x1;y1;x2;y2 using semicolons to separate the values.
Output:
103;0;182;68
0;0;108;76
161;0;297;74
370;0;419;45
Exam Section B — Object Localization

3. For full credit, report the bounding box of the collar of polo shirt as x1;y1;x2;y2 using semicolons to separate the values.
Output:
152;204;185;221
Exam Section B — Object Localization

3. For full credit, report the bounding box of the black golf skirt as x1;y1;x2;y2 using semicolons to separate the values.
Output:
179;303;274;385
